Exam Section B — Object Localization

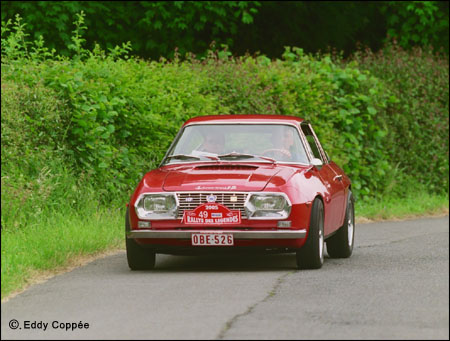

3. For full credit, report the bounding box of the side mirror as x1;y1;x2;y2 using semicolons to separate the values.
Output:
311;158;323;169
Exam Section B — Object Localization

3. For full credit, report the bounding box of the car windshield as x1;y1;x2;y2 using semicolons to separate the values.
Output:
163;124;309;164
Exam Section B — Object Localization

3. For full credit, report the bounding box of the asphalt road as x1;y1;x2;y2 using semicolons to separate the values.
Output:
1;216;449;340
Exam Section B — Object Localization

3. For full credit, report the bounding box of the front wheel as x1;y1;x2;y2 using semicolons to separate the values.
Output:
295;198;324;269
125;207;156;270
326;190;355;258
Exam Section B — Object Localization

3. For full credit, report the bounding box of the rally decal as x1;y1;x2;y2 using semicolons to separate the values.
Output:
182;203;241;225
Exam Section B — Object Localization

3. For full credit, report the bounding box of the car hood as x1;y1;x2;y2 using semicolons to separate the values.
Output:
161;164;286;192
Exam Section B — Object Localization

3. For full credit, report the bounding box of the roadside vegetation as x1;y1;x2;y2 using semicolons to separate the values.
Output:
1;207;123;300
1;13;448;299
355;187;448;222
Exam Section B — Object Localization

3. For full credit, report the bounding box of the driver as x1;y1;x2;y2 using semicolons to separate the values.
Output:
192;130;225;156
265;127;294;161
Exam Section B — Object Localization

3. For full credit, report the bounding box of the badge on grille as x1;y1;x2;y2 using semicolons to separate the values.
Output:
206;194;217;203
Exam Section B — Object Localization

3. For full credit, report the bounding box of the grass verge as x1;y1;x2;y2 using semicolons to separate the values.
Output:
355;191;449;222
1;206;124;301
1;191;448;301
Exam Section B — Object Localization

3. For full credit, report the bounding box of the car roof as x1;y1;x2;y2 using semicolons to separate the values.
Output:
183;115;305;126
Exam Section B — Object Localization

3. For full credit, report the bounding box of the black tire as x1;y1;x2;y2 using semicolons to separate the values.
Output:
326;190;355;258
296;198;324;269
125;207;156;270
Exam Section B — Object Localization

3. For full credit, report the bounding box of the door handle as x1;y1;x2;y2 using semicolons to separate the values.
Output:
333;175;343;182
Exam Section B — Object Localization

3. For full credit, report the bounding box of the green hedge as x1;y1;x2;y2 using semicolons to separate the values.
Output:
1;14;448;231
351;42;449;195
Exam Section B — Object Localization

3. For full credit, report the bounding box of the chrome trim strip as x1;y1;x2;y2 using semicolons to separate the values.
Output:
127;229;307;239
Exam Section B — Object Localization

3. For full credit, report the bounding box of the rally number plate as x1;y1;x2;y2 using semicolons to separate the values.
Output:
191;233;234;246
183;203;241;225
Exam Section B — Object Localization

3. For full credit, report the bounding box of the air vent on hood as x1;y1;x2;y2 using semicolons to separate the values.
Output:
194;165;258;171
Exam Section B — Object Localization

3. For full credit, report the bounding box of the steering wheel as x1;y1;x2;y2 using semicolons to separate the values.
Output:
261;148;292;158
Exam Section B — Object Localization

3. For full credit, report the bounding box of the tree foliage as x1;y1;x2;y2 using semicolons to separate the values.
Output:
381;1;449;53
0;1;261;59
2;1;449;59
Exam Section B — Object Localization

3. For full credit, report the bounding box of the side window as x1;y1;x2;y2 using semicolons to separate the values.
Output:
306;135;322;160
301;124;324;162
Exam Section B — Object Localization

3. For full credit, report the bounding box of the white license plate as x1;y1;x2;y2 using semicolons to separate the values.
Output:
191;233;234;246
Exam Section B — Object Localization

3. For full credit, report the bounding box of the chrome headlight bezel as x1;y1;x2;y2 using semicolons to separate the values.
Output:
244;192;292;220
134;192;179;220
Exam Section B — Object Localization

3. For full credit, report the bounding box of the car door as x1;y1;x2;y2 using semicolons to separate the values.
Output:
300;123;346;235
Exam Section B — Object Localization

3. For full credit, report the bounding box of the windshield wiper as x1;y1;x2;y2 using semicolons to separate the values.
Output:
165;154;219;162
165;154;201;161
217;152;276;163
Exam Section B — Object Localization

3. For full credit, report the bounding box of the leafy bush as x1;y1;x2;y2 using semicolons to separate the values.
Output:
0;79;97;231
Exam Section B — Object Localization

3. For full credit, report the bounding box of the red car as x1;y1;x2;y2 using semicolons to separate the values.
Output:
126;115;354;270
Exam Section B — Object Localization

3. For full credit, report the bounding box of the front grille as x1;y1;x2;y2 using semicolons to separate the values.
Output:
176;192;249;219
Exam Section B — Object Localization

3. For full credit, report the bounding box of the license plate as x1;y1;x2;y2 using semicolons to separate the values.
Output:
191;233;234;246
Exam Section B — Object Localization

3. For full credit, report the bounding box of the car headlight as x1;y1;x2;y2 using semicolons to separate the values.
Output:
244;193;291;219
135;193;178;220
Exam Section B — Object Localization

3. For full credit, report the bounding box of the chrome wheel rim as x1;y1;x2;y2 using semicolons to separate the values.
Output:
348;204;354;247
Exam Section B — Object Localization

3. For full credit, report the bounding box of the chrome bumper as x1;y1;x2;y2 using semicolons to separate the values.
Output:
127;229;307;239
